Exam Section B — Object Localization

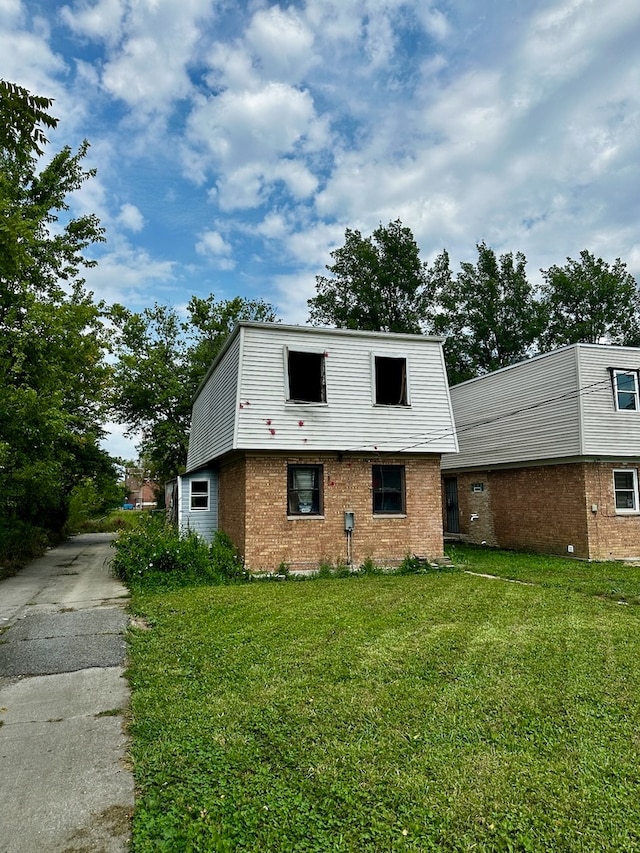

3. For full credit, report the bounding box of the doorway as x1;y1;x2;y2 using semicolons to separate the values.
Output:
444;476;460;534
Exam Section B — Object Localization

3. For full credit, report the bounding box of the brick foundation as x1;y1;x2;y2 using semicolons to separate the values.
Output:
219;452;444;573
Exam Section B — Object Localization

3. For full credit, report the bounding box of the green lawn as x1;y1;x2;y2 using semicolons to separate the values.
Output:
126;552;640;852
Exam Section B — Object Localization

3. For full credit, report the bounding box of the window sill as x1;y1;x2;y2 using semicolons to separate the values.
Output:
615;510;640;516
288;515;325;520
372;513;407;519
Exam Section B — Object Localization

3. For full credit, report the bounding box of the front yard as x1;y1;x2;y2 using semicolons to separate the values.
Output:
126;546;640;852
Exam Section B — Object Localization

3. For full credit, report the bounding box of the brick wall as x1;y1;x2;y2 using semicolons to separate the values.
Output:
584;462;640;560
443;461;640;560
218;452;444;573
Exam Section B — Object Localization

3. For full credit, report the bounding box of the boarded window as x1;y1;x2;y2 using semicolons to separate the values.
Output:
372;465;405;514
287;350;326;403
190;480;209;511
288;465;323;515
375;356;408;405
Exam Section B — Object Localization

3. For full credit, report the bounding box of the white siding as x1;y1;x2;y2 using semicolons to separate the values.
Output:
187;333;241;471
178;470;218;542
578;345;640;456
442;346;582;470
233;325;458;454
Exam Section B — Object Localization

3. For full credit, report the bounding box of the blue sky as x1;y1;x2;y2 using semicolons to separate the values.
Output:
2;0;640;457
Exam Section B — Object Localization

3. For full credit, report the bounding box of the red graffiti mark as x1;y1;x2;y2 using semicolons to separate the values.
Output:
269;428;276;436
298;420;304;427
244;400;251;406
323;351;329;357
265;419;272;425
239;403;244;409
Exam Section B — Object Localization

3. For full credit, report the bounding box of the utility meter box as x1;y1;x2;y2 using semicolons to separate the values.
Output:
344;511;355;531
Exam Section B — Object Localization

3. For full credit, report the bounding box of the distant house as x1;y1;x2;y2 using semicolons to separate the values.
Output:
124;469;157;510
441;343;640;560
170;321;458;573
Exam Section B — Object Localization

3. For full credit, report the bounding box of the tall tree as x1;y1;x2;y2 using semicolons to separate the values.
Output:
109;295;277;484
539;250;640;348
308;219;428;333
0;80;113;555
430;243;545;385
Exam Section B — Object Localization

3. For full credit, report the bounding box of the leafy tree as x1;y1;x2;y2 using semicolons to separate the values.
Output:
430;243;545;385
539;250;640;348
109;295;277;484
0;80;114;557
308;219;428;333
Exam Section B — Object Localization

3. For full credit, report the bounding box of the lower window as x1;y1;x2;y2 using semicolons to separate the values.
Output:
613;469;639;512
190;479;209;511
288;465;323;515
372;465;405;514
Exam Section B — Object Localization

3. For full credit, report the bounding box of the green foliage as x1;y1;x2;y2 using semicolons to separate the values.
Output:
109;296;277;483
308;219;428;333
126;566;640;851
0;80;117;558
539;249;640;348
430;243;545;385
112;514;247;589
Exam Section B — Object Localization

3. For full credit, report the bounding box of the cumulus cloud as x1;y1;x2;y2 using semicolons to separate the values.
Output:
117;202;145;232
195;228;235;269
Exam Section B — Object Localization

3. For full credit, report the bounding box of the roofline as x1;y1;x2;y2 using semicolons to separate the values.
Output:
450;342;640;391
193;321;446;401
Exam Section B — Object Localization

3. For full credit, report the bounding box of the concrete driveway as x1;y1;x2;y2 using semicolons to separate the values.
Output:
0;533;134;853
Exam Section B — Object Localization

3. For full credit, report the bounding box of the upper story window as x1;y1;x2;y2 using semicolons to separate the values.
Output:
190;479;209;511
374;356;409;406
372;464;406;514
287;349;326;403
611;369;639;411
613;469;639;513
288;465;323;516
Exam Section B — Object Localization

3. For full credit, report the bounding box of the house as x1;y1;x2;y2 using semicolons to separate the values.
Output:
441;343;640;560
124;468;157;510
173;321;458;573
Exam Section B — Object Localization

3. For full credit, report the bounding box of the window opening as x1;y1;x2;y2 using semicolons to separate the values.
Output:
190;479;209;511
372;465;405;514
288;350;326;403
613;469;639;513
375;356;408;405
611;369;639;411
288;465;323;515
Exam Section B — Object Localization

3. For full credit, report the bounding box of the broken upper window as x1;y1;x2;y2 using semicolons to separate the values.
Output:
287;349;326;403
374;356;408;406
611;369;639;411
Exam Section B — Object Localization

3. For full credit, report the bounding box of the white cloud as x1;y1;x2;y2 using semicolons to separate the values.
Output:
245;6;316;83
117;202;144;232
195;228;235;269
60;0;125;44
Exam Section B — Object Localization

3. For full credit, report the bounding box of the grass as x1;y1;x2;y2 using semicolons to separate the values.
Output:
126;551;640;852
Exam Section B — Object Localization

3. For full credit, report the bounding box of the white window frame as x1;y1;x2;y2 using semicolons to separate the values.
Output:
190;479;210;511
371;353;411;407
283;346;328;404
612;369;639;412
613;469;639;514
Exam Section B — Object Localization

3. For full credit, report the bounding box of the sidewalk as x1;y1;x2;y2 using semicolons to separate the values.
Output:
0;534;134;852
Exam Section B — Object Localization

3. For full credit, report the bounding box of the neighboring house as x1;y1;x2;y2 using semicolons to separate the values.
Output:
174;321;458;573
441;343;640;560
124;469;157;510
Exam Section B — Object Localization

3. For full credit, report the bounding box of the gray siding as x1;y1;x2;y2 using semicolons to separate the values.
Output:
233;325;458;454
578;345;640;456
442;343;640;471
178;470;218;542
442;346;582;470
187;333;241;471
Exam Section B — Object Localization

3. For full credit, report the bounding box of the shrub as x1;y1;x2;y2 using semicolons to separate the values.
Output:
112;515;248;589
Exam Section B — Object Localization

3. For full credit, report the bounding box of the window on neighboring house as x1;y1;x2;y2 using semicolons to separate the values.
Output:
374;356;408;405
190;479;209;511
612;369;639;411
613;469;639;513
372;465;406;514
288;465;323;515
287;349;326;403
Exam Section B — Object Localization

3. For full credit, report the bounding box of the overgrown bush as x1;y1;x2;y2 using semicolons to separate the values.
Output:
0;519;50;579
112;514;247;588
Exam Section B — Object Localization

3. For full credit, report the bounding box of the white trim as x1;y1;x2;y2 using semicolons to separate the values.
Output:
190;478;210;511
371;352;411;407
613;468;639;514
612;369;639;412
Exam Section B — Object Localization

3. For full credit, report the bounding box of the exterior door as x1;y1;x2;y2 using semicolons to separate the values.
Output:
444;476;460;534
